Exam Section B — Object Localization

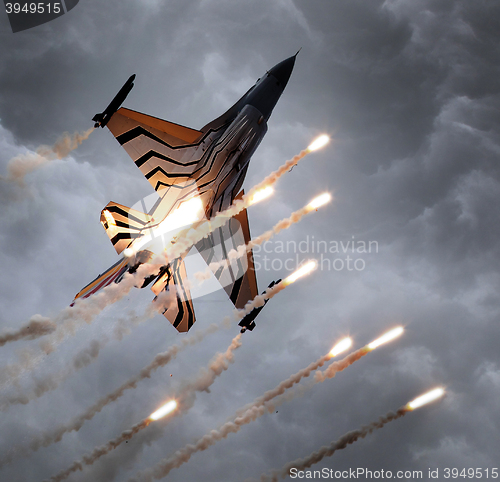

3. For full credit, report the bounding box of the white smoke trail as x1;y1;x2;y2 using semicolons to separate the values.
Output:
45;334;243;482
232;354;332;419
46;419;153;482
0;315;55;347
0;249;308;410
0;145;318;385
0;315;238;469
0;128;94;186
0;142;320;386
227;148;315;219
0;262;316;476
259;408;408;481
161;147;318;264
126;347;373;482
0;338;108;411
0;143;324;466
0;269;303;469
0;299;167;412
0;263;160;391
195;201;327;283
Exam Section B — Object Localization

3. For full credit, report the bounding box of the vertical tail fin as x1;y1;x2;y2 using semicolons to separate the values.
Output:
195;190;258;309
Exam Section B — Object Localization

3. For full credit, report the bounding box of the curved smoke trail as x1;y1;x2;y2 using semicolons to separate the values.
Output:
45;334;243;482
259;408;408;481
195;196;329;283
0;128;94;186
126;347;373;482
0;300;168;412
0;316;55;348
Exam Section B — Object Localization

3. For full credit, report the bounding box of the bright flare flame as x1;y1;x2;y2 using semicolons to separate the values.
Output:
123;248;134;258
149;400;177;421
367;326;404;350
133;196;204;252
307;135;330;152
249;186;274;205
162;196;204;232
307;192;332;210
102;209;116;227
283;260;318;285
407;388;445;411
329;337;352;357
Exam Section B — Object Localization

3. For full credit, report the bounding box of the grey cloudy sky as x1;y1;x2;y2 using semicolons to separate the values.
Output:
1;0;500;480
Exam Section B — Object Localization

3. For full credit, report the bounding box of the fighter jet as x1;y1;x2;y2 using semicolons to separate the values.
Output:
239;279;282;333
92;74;136;128
74;55;297;333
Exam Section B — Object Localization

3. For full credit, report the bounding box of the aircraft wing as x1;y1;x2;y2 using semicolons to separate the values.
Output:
145;189;257;333
106;107;204;192
148;200;258;333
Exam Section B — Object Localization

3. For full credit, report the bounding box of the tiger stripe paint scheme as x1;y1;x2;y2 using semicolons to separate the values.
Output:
72;258;129;304
73;55;297;332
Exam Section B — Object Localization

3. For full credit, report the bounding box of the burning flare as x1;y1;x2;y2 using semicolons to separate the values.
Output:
249;186;274;205
134;196;205;253
283;260;318;286
329;337;352;358
261;412;408;480
307;192;332;210
307;134;330;152
43;336;243;481
123;247;134;258
149;400;178;421
367;326;404;350
194;191;332;284
158;135;332;265
406;388;445;410
257;386;444;481
126;329;402;482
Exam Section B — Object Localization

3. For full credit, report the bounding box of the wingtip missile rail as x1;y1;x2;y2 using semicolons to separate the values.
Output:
92;74;136;128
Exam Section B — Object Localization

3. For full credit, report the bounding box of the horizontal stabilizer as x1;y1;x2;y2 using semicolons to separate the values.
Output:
72;258;129;304
100;201;152;255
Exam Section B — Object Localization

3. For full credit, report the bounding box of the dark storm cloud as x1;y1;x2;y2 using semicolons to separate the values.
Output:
0;0;311;146
1;0;500;481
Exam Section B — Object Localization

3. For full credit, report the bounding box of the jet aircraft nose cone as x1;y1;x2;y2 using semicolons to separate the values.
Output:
268;55;296;88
